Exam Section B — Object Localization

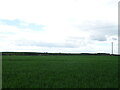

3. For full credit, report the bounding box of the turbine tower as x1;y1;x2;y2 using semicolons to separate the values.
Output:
112;42;113;55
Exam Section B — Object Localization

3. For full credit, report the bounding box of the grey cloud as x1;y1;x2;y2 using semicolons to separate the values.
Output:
90;35;107;41
66;36;88;46
82;21;117;35
112;37;117;40
15;39;78;48
76;21;117;41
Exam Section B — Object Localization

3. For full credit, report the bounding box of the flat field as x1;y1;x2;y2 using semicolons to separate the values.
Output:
2;55;118;88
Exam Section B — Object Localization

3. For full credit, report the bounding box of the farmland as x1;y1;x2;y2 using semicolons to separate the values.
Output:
2;55;118;88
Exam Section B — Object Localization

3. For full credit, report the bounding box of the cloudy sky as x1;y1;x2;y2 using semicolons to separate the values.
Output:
0;0;119;54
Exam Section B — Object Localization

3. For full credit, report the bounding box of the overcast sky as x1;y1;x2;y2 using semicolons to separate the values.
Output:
0;0;119;54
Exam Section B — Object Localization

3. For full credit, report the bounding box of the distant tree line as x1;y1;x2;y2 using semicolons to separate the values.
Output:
2;52;119;56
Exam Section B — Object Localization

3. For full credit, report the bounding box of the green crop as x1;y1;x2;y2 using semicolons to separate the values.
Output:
2;55;118;88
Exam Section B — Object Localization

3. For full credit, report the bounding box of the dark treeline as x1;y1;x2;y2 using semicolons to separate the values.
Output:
2;52;119;56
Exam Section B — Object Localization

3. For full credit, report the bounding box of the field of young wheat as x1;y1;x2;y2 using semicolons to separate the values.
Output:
2;55;118;88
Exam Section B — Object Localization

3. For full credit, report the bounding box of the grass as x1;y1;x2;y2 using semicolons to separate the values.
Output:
2;55;118;88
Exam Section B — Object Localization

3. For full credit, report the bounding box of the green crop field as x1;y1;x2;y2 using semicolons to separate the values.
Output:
2;55;118;88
